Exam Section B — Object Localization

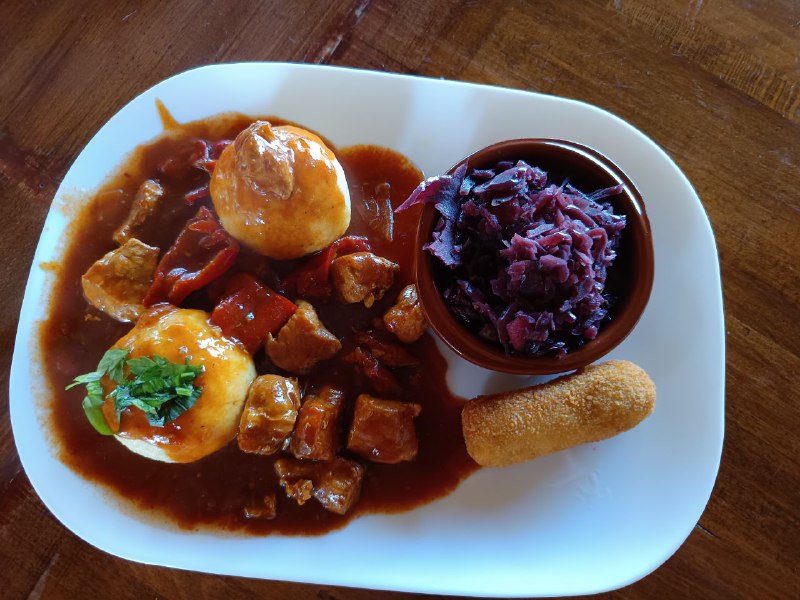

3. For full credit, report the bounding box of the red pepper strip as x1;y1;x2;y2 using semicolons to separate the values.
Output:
193;140;230;174
157;138;210;179
354;331;419;367
211;139;231;158
334;235;373;256
184;184;210;205
210;273;297;354
282;236;372;301
143;207;239;307
344;347;402;396
193;159;217;175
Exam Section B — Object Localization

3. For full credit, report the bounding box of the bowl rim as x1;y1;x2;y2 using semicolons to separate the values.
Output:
414;137;655;375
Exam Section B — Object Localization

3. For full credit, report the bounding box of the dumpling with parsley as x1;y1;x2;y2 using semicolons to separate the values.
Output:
89;305;256;463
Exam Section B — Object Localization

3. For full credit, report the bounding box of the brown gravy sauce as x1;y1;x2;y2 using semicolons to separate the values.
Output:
42;113;478;535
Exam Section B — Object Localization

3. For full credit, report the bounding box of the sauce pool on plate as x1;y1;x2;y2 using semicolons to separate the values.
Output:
42;113;478;535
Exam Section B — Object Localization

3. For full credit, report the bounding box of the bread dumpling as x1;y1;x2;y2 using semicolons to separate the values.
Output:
210;121;350;259
107;305;256;463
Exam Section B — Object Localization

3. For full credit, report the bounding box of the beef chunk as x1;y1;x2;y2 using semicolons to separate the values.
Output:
274;457;365;515
81;238;159;322
383;284;427;343
238;375;301;455
266;300;341;374
347;394;421;464
331;252;398;308
282;478;314;506
290;386;344;461
243;493;277;520
113;179;165;244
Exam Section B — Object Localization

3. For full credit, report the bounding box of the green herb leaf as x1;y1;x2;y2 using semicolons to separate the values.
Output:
108;354;204;428
65;371;102;390
126;356;157;376
97;348;129;384
66;348;132;435
67;349;203;434
82;394;113;436
158;384;202;425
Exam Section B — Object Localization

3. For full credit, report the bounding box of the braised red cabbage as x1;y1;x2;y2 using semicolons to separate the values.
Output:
397;160;626;357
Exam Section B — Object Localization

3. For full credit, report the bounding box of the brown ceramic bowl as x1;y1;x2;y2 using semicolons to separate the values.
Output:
415;138;654;375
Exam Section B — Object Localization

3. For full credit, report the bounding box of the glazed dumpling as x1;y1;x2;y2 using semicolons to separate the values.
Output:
107;305;256;463
210;121;350;259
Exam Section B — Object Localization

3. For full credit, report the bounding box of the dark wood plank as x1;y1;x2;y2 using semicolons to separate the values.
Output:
1;0;798;598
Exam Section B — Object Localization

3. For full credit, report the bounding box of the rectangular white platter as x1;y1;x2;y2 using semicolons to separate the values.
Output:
10;63;725;597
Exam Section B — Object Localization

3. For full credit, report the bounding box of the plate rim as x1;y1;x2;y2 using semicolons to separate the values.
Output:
10;61;726;598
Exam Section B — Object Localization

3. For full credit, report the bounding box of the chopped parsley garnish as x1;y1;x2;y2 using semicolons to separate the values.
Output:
66;348;204;435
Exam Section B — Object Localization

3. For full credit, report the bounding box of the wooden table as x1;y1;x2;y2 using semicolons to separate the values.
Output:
1;1;798;598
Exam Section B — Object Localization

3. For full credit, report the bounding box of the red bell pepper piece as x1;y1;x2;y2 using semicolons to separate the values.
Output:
184;184;210;205
184;139;232;203
192;139;231;174
210;273;297;354
211;139;231;157
282;236;372;301
344;347;402;396
143;207;239;307
157;138;210;179
354;331;419;367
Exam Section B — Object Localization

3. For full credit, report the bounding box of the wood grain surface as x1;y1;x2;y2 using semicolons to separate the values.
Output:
1;1;798;598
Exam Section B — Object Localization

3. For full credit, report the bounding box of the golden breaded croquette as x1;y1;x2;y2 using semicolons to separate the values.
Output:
462;360;655;467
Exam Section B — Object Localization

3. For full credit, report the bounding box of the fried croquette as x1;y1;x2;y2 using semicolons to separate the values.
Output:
462;360;655;467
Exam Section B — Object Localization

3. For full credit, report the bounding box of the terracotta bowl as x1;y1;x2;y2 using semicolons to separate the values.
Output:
414;138;654;375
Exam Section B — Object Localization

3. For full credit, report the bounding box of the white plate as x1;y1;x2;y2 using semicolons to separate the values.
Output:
11;63;725;597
